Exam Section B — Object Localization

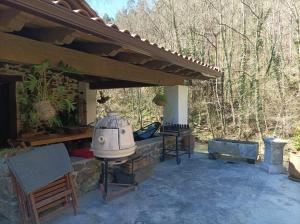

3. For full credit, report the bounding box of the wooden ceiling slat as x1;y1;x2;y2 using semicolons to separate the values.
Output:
142;60;171;69
160;64;183;73
113;52;153;65
23;27;79;45
68;41;122;56
0;9;31;32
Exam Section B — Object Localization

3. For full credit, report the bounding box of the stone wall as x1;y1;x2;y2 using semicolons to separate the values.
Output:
71;157;101;196
0;137;164;223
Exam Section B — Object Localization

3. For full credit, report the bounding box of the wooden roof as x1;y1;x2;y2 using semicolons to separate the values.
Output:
0;0;222;88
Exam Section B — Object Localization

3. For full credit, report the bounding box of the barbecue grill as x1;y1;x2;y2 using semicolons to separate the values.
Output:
160;123;192;164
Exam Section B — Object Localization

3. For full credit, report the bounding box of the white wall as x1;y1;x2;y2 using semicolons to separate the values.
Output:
163;85;188;125
79;82;97;125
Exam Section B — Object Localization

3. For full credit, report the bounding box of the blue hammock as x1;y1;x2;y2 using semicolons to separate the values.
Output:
133;122;161;141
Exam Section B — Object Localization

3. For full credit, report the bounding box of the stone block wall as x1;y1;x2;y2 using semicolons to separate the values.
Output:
0;157;20;224
71;157;101;196
0;137;164;223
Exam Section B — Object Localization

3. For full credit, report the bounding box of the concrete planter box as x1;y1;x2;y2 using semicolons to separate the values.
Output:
208;139;258;163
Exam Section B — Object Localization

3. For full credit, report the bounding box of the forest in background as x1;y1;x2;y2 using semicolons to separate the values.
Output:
98;0;300;145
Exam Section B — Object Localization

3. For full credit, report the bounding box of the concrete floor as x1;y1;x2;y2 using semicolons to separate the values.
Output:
46;153;300;224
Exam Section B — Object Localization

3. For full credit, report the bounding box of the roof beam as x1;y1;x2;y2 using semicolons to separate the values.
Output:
0;32;184;86
160;65;183;73
69;41;123;56
113;52;153;65
0;0;221;78
28;27;79;45
0;9;31;32
142;60;172;69
90;80;156;89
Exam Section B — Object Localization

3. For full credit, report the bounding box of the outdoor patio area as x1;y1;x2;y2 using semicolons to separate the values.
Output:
40;152;300;224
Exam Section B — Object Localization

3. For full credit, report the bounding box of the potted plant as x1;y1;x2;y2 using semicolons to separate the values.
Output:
25;61;56;121
20;60;76;132
153;93;167;106
289;133;300;182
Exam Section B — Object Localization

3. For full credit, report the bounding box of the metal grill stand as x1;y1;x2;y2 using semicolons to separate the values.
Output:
97;157;137;201
160;124;192;164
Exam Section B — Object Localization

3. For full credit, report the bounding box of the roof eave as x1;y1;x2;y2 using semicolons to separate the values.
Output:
1;0;222;79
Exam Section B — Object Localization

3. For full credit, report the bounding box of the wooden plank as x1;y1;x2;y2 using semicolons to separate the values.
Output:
0;32;185;86
90;80;156;89
0;74;23;82
34;182;67;198
35;189;72;208
18;129;93;146
29;27;79;45
35;186;67;203
37;198;66;213
0;9;31;32
113;52;153;64
70;41;122;56
37;177;65;191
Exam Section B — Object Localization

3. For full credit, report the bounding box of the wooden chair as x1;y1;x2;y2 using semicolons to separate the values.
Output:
7;143;78;224
11;174;78;224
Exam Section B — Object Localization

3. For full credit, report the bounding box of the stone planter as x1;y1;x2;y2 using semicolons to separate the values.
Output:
261;137;288;174
208;139;258;163
288;152;300;182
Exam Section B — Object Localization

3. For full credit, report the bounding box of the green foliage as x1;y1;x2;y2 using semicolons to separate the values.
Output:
20;60;77;132
152;93;167;106
294;133;300;152
97;88;163;130
18;87;40;132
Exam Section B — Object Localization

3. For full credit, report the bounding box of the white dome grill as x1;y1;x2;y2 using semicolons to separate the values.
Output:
91;112;136;159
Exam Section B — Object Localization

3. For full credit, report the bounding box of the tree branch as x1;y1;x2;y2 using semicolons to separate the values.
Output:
217;22;253;45
241;0;259;19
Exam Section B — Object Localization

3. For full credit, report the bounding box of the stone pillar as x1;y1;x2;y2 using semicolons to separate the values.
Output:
262;137;288;174
78;82;97;125
163;85;188;124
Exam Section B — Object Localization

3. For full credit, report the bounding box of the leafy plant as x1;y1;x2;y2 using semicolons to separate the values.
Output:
152;87;167;107
153;93;167;106
20;60;77;131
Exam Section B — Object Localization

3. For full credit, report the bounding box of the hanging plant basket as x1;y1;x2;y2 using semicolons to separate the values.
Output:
97;91;110;104
153;94;167;106
34;100;56;121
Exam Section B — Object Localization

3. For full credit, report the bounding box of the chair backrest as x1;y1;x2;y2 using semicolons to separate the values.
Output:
7;143;73;194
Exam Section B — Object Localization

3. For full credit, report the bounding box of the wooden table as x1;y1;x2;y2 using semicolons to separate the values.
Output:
19;129;93;147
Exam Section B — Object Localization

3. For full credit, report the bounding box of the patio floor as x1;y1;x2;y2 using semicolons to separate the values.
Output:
46;153;300;224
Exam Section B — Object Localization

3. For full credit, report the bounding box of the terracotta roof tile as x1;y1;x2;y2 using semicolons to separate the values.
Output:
47;0;221;74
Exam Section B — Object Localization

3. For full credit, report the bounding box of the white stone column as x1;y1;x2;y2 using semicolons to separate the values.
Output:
79;82;97;125
163;85;188;124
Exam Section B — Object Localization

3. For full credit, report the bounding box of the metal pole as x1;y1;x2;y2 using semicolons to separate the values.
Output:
176;136;179;164
104;160;108;194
